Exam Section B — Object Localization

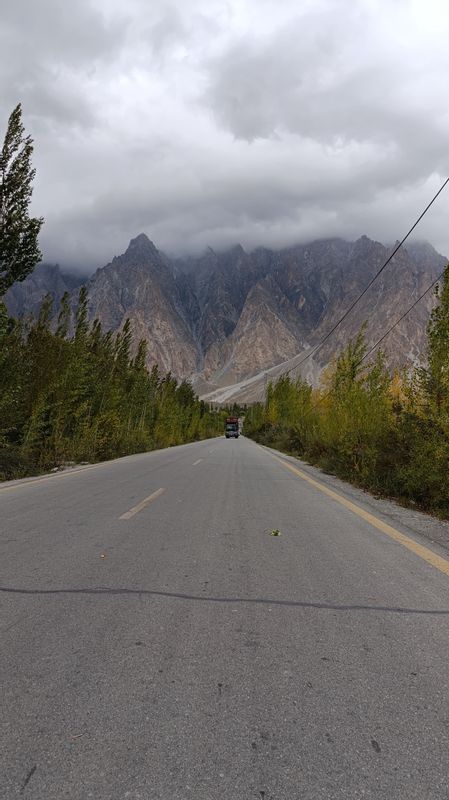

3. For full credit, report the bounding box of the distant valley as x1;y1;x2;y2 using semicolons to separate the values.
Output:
5;234;446;403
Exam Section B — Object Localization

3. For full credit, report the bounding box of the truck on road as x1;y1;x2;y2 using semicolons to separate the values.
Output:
225;417;239;439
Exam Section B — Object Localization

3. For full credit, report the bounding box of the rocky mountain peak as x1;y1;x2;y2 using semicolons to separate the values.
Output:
352;234;383;257
123;233;159;262
5;234;447;400
405;240;447;272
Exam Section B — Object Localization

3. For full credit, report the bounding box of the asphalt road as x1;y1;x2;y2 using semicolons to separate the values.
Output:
2;435;449;799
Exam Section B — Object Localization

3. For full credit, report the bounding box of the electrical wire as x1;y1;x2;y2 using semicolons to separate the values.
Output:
302;265;447;417
281;177;449;379
358;271;444;367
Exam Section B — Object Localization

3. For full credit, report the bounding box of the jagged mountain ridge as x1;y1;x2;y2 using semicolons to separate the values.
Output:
4;234;447;398
82;234;200;377
4;262;83;319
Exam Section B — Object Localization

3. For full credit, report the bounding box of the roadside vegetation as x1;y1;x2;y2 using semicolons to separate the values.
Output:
245;265;449;518
0;288;225;480
0;105;225;480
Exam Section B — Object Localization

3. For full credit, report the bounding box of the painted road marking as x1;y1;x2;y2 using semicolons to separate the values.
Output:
192;459;203;466
0;463;105;492
273;454;449;579
119;488;165;520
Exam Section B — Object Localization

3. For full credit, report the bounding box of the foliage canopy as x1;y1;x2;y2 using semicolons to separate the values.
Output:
245;265;449;517
0;289;225;479
0;104;43;296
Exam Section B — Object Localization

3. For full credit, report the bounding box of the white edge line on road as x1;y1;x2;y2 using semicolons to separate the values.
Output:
192;459;203;465
0;438;222;492
119;488;165;520
0;463;104;492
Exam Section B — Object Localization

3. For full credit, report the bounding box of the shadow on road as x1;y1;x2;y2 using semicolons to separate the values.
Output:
1;585;449;615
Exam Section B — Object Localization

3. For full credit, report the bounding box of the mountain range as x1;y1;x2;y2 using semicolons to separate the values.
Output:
4;234;447;403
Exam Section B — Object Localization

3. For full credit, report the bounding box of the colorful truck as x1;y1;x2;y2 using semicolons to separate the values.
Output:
224;416;239;439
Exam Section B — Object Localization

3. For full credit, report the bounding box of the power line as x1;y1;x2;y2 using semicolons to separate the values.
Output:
359;271;444;367
304;264;447;417
281;177;449;379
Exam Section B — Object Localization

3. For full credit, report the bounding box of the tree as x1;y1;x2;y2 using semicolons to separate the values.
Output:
0;104;43;296
420;264;449;414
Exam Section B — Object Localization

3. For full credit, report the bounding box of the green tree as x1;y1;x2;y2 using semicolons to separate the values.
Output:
0;104;44;296
420;264;449;414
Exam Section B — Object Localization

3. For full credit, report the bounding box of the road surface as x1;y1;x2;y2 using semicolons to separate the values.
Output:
2;435;449;799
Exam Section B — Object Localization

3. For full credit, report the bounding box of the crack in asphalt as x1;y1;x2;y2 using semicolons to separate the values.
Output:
1;585;449;615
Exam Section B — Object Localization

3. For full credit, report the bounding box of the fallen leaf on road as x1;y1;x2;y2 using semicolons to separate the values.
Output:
270;529;281;536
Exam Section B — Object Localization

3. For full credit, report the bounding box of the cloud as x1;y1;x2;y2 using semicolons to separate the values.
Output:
1;0;448;272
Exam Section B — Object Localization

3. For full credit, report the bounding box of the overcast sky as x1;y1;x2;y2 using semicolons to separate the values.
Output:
1;0;449;272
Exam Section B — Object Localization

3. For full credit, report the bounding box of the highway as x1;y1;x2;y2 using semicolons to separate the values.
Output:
2;435;449;799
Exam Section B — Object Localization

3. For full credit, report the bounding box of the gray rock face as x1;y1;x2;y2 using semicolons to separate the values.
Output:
85;234;200;378
4;263;82;319
5;234;447;388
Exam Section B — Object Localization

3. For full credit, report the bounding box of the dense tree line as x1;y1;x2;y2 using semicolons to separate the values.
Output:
0;288;225;480
245;265;449;517
0;105;225;480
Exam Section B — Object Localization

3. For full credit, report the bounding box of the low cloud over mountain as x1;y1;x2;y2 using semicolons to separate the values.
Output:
6;233;446;401
1;0;449;270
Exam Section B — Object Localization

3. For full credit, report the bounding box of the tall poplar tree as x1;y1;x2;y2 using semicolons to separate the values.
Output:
421;263;449;414
0;104;44;296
